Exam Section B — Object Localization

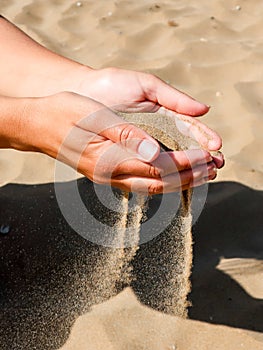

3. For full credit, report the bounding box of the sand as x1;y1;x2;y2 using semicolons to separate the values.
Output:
119;111;194;317
0;0;263;349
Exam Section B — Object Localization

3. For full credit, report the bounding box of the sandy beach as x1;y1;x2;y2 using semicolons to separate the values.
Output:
0;0;263;349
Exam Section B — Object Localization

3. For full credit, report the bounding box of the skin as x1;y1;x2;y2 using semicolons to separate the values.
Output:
0;16;224;194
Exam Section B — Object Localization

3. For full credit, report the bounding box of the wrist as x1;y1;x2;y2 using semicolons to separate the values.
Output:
23;60;94;98
0;96;38;152
63;63;95;95
74;67;116;101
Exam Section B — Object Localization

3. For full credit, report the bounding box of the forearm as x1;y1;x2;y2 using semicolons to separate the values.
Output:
0;16;93;97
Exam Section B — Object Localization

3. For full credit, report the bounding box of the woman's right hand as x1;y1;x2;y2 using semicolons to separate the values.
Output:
2;92;218;194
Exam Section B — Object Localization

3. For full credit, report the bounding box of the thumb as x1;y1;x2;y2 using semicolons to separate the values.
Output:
104;121;160;162
139;73;209;116
79;107;160;162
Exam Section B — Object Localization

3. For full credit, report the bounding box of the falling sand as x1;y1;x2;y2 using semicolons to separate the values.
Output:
107;110;195;317
98;191;146;293
88;110;195;317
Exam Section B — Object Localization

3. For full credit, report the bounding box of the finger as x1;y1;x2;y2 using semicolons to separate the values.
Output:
153;149;213;173
211;151;225;169
176;114;222;151
180;171;217;191
111;162;217;194
78;107;160;162
139;73;209;116
113;149;213;178
160;109;222;151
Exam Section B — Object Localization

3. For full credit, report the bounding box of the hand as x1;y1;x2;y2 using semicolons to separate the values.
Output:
14;92;219;194
76;67;224;168
78;67;211;115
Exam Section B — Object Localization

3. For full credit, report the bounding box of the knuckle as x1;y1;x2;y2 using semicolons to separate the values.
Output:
147;74;159;91
139;72;158;92
146;73;157;83
119;124;135;145
112;162;123;178
148;165;161;178
148;181;163;195
180;154;191;170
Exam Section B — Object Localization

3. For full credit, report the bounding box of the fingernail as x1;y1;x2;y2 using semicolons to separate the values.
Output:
138;140;159;161
208;167;217;177
208;139;221;150
211;151;225;169
209;173;217;180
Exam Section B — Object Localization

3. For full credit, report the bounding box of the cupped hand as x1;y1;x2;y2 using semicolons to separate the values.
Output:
76;66;224;168
78;67;210;115
22;92;219;194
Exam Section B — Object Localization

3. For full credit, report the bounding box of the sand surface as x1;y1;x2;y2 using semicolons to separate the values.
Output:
0;1;263;349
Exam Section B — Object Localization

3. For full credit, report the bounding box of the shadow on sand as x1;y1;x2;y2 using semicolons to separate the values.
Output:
188;181;263;331
0;179;262;349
